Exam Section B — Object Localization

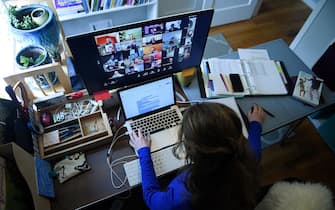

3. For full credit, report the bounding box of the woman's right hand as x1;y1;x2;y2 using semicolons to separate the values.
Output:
129;130;151;152
248;104;265;124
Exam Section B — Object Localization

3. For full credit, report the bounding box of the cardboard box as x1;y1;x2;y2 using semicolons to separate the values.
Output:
0;142;51;210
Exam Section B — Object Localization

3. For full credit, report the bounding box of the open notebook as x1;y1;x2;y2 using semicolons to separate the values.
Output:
200;58;288;98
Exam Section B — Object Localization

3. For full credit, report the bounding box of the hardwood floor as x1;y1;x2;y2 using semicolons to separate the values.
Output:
260;119;335;193
210;0;312;50
211;0;335;193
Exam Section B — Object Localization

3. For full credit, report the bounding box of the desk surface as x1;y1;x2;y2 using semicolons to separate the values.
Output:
50;81;188;210
51;39;335;210
183;39;335;134
51;140;132;210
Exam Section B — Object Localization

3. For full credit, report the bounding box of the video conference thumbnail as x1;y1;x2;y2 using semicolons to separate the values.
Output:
94;16;197;81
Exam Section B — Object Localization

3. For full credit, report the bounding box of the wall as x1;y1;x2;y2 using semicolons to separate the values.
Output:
303;0;321;9
157;0;203;17
290;0;335;68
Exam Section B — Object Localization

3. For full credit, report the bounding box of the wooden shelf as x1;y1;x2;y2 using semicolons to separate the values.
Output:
56;0;158;36
3;62;72;101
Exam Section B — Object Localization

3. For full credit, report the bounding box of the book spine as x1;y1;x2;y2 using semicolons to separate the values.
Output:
93;0;100;11
99;0;105;10
90;0;95;11
103;0;110;9
82;0;90;12
54;0;85;16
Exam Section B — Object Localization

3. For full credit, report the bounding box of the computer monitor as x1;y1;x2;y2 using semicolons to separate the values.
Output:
67;9;214;95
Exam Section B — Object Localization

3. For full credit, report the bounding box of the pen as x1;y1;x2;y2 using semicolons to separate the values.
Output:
262;107;275;118
219;73;229;92
205;61;211;73
224;74;233;92
251;105;275;118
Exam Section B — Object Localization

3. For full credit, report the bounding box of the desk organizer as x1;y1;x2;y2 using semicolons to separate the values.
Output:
38;97;113;160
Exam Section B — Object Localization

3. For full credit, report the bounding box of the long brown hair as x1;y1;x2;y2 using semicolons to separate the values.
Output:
175;102;260;210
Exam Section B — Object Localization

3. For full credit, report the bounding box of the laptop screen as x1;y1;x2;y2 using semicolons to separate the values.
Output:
118;76;175;120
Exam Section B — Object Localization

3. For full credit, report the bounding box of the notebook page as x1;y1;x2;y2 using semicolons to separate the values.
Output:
242;60;287;95
209;58;249;95
238;48;270;60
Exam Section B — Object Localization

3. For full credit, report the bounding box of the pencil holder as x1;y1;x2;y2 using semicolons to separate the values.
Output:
176;67;196;87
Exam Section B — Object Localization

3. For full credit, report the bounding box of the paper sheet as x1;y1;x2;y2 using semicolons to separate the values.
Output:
238;49;270;60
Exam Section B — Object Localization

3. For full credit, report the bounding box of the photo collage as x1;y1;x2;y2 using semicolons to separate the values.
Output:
94;15;197;85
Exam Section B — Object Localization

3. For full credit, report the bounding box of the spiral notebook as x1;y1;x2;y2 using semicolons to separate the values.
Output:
200;58;289;98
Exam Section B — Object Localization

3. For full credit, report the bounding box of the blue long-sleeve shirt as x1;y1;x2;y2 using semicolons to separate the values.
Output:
137;121;262;210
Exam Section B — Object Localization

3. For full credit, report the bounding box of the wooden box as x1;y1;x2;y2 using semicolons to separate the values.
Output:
38;98;113;160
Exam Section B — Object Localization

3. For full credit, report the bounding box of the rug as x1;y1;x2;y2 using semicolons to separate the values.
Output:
203;33;233;59
255;181;334;210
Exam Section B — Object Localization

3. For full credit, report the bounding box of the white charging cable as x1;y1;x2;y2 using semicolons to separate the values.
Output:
106;124;136;189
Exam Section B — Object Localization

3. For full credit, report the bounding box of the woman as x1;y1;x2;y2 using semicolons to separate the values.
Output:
129;103;265;210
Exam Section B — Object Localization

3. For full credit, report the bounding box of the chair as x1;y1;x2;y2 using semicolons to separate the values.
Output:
312;42;335;91
255;181;334;210
309;41;335;152
318;113;335;153
0;143;51;210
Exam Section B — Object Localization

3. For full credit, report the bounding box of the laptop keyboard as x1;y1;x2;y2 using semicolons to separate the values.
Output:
130;108;182;135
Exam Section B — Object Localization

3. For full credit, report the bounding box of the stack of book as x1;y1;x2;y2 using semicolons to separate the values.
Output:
54;0;86;18
54;0;150;18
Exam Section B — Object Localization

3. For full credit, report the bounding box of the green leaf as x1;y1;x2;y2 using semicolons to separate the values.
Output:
34;54;46;64
8;5;38;30
20;55;31;67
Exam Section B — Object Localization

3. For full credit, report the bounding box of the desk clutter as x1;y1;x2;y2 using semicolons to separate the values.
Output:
37;94;113;160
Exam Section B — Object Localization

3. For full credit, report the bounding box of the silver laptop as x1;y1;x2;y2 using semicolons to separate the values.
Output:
118;76;183;152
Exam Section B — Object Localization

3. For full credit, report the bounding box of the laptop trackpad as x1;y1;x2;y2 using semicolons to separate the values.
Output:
150;126;180;152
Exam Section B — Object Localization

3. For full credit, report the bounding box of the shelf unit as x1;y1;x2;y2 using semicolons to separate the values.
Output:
57;0;158;37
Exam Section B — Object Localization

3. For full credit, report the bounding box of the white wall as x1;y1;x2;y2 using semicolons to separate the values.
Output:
303;0;321;9
157;0;203;17
202;0;262;27
290;0;335;68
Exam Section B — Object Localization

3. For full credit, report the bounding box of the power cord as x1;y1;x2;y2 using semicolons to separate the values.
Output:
106;124;136;189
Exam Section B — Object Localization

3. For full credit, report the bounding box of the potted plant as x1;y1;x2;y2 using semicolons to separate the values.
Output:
8;4;60;60
15;45;49;68
15;45;58;89
31;7;49;26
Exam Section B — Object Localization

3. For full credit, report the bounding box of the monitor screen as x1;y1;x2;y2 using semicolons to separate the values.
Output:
67;9;214;95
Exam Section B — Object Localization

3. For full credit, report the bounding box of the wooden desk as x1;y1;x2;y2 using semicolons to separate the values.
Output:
50;79;188;210
51;139;132;210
